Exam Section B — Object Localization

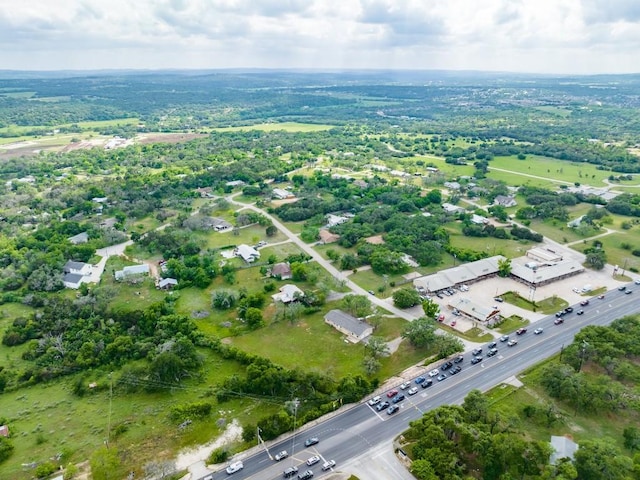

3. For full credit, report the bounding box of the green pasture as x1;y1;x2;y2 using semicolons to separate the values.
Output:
414;155;476;177
212;122;335;133
0;118;138;137
447;226;533;259
571;231;640;272
489;155;612;187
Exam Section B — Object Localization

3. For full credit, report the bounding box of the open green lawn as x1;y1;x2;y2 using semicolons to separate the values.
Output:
196;224;288;250
212;122;336;133
489;155;612;187
0;118;138;137
527;217;599;244
571;231;640;272
414;155;476;177
447;223;534;259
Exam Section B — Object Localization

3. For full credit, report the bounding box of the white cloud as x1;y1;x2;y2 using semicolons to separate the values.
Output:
0;0;638;73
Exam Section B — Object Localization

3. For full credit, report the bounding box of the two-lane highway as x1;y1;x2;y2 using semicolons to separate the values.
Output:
209;286;639;480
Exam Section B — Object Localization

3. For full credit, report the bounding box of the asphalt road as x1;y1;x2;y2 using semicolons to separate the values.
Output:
207;285;640;480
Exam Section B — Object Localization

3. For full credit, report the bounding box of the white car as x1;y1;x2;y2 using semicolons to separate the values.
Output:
534;327;544;335
635;279;640;285
408;387;419;396
322;460;336;471
274;450;288;461
368;395;381;406
400;381;411;390
306;455;321;466
226;461;244;474
428;369;440;377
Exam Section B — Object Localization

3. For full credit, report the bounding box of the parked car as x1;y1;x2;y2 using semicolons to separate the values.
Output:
499;335;509;342
392;394;405;404
454;355;464;363
322;460;336;471
554;317;564;325
408;386;419;395
486;348;498;357
534;327;544;335
400;381;410;390
283;466;299;478
415;376;426;384
507;339;518;346
387;404;400;415
275;451;289;461
580;300;590;306
376;401;390;411
386;389;398;398
494;296;504;302
450;365;462;375
428;369;440;377
635;279;640;285
368;395;381;406
226;461;244;474
297;470;314;480
421;379;433;389
304;437;319;447
437;374;447;381
516;328;527;335
472;347;483;356
441;361;453;370
471;356;483;365
307;455;321;466
625;290;633;295
576;310;584;315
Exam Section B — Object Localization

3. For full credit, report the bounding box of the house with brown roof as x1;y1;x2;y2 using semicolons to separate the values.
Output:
270;262;292;280
318;229;340;244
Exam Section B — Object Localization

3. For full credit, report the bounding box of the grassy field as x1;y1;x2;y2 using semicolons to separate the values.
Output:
0;118;139;136
446;223;534;259
414;155;476;177
212;122;336;133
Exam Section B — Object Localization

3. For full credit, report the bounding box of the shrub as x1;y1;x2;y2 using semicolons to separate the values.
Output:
207;447;229;464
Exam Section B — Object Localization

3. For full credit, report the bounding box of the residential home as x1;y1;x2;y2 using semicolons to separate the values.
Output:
0;425;8;437
444;181;461;191
550;436;578;464
318;229;340;244
442;203;466;214
272;284;304;303
353;179;369;188
64;260;92;276
203;217;233;232
494;195;517;208
226;180;246;187
270;263;292;280
195;187;214;198
324;310;373;343
68;232;89;244
273;188;294;200
99;217;118;229
63;273;86;289
157;278;178;290
115;264;150;281
471;214;489;225
326;214;348;228
234;244;260;263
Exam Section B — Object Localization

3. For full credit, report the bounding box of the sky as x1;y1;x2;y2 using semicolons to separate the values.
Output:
1;0;640;74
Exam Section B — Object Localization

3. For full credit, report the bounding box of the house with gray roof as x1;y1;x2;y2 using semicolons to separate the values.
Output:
324;310;373;343
64;260;92;276
68;232;89;244
63;273;86;289
157;278;178;289
234;244;260;263
550;436;578;464
494;195;517;207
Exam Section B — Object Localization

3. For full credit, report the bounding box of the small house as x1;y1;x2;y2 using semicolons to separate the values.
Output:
234;244;260;263
442;203;465;215
63;260;92;277
444;181;461;191
471;214;489;225
269;263;292;280
273;188;294;200
494;195;517;208
157;278;178;290
326;214;348;228
272;284;304;303
63;273;86;289
324;310;373;343
68;232;89;245
318;229;340;244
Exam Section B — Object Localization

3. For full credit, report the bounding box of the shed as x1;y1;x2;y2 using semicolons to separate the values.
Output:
115;264;150;281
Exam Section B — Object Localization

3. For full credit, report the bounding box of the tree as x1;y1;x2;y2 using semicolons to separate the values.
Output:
365;336;390;358
340;294;372;318
212;289;237;309
574;439;633;480
462;389;489;423
265;225;277;237
422;298;440;318
497;257;512;277
301;227;319;243
434;334;464;358
90;446;123;480
325;249;340;262
245;308;264;330
624;426;640;451
362;356;381;376
402;317;437;348
340;253;359;270
0;436;14;463
393;288;422;309
585;251;606;270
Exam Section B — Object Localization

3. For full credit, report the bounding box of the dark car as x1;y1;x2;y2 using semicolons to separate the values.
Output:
516;328;527;335
441;361;453;370
298;470;314;480
486;348;498;357
555;311;564;318
392;394;405;404
437;374;447;381
376;401;390;411
487;341;497;350
387;404;400;415
421;379;433;389
472;347;483;356
283;466;299;478
564;307;574;314
304;437;319;447
454;355;464;363
625;290;633;295
576;310;584;315
554;317;564;325
415;376;426;384
580;300;589;306
619;286;626;291
471;356;483;365
450;365;462;375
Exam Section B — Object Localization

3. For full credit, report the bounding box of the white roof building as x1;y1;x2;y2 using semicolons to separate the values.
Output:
272;284;304;303
115;264;150;281
234;244;260;263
